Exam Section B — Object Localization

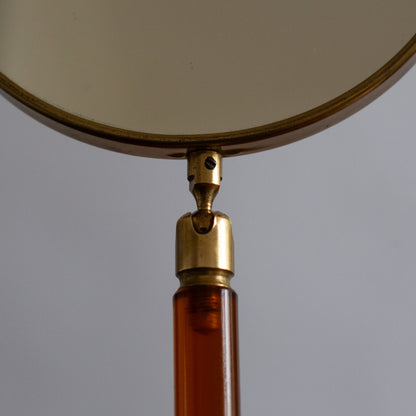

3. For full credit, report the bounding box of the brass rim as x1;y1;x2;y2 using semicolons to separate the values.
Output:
1;34;415;159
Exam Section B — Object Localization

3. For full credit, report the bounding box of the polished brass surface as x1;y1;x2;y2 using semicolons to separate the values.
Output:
1;35;415;159
187;150;222;212
176;151;234;287
178;270;232;289
176;212;234;287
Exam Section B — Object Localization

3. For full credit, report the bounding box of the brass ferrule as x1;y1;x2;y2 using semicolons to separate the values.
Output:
176;212;234;288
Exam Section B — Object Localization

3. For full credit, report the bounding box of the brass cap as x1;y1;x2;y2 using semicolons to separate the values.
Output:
176;211;234;287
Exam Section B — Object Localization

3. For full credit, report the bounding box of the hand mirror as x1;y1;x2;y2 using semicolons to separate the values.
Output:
1;1;415;415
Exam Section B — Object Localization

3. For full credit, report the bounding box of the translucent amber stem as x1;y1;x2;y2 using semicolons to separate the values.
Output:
173;285;240;416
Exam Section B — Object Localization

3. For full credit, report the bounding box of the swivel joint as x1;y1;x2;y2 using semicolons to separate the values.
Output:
175;150;235;288
187;150;222;212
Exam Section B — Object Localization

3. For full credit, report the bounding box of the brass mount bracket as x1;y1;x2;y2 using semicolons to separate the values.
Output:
176;151;234;288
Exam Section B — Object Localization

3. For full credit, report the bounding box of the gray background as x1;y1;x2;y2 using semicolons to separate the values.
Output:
1;67;415;415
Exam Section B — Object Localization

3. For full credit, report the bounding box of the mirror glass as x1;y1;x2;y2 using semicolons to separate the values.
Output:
1;0;415;135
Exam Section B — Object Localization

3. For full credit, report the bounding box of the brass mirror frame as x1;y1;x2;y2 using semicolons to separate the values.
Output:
1;35;415;159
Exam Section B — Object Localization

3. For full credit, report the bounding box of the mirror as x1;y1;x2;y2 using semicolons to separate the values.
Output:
1;0;415;157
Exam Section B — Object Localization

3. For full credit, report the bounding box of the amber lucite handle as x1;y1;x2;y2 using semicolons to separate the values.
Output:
173;285;240;416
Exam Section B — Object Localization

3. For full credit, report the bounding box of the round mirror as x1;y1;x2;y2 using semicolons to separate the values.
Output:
1;0;415;157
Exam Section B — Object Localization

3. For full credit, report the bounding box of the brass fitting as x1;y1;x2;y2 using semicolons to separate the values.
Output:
187;150;222;212
175;150;234;288
176;212;234;287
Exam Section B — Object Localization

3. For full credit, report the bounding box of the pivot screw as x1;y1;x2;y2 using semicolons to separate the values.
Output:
204;156;216;170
